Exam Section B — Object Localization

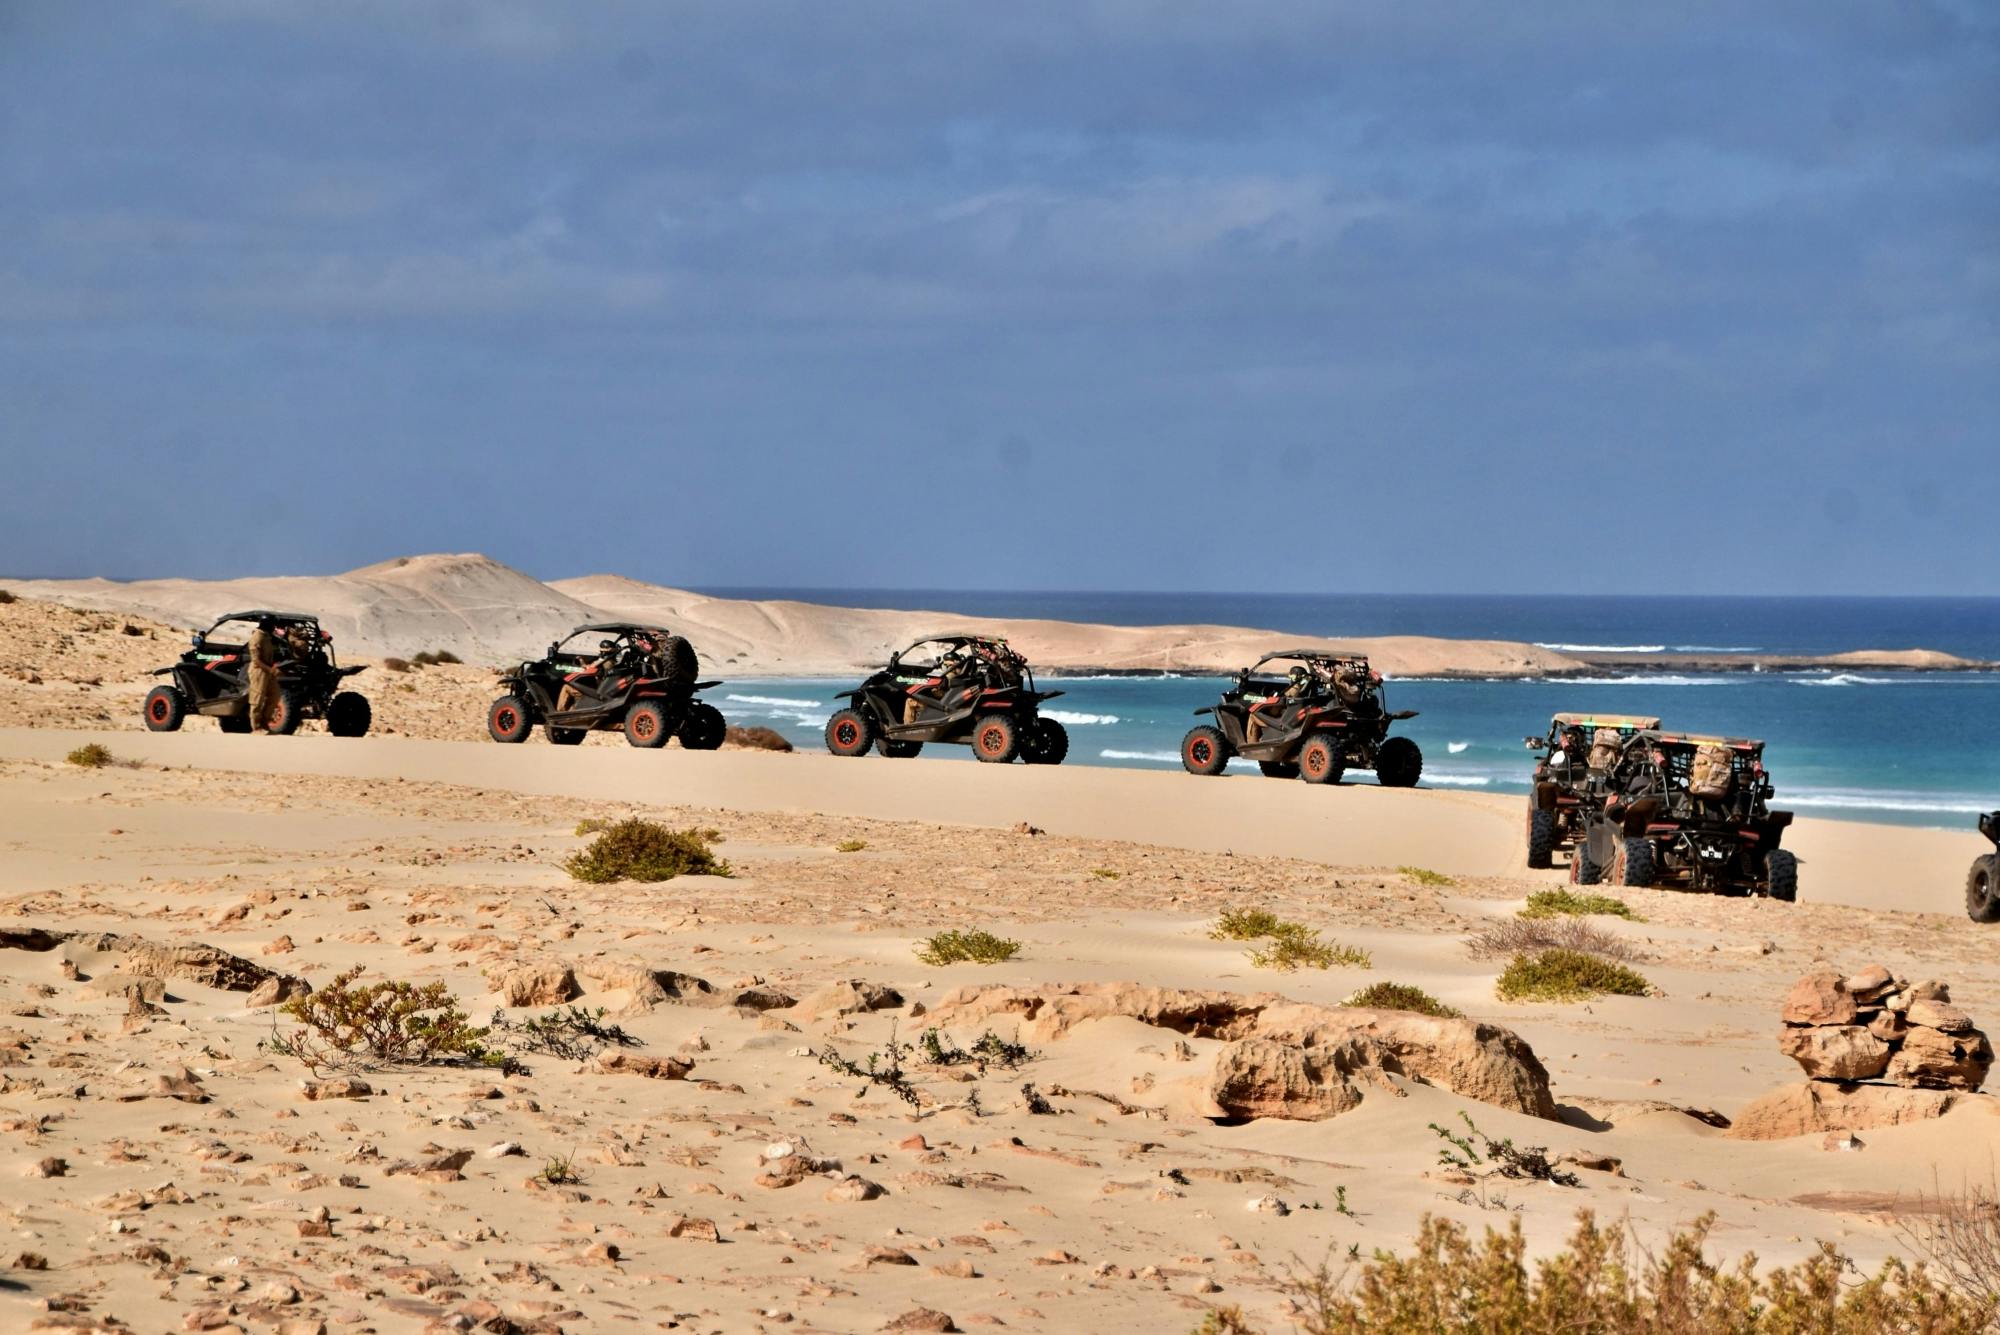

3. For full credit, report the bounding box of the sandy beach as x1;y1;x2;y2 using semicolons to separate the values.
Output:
3;714;1996;1333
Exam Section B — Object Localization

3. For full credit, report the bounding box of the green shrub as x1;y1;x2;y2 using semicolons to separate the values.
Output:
1521;889;1639;920
1346;982;1462;1018
835;839;868;853
563;820;731;884
1241;1208;1992;1334
66;743;113;768
267;967;498;1074
1495;949;1650;1003
410;649;461;666
916;928;1021;965
1210;907;1286;940
1250;927;1370;972
574;817;609;836
1089;867;1122;879
1398;866;1456;887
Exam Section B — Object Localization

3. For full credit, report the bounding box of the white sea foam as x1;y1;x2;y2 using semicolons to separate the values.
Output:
1536;643;1667;653
1794;674;1893;687
1672;645;1762;653
1043;710;1119;725
726;694;831;709
1782;790;1991;816
1447;741;1471;754
1536;675;1730;687
1099;749;1181;764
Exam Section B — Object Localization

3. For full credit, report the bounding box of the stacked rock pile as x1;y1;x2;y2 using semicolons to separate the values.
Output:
1779;964;1991;1091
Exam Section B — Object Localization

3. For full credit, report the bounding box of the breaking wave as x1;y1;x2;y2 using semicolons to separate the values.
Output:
1536;643;1667;653
1447;741;1471;754
1536;675;1730;687
1782;790;1992;817
1043;710;1119;725
726;694;829;709
1794;674;1894;687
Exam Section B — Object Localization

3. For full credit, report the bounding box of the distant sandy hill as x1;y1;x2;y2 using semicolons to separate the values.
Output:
2;553;1581;679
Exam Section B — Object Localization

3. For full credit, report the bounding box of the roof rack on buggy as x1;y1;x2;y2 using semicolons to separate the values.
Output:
568;622;675;636
1550;712;1660;729
212;609;319;624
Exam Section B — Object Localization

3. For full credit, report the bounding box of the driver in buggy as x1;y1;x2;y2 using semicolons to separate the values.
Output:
1246;664;1315;744
903;644;976;725
1603;734;1665;825
556;637;622;715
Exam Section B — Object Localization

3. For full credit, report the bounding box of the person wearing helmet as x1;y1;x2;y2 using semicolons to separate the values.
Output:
904;645;974;725
1246;663;1314;744
556;638;618;716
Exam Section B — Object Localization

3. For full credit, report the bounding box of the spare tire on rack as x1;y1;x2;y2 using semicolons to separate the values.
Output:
661;635;699;682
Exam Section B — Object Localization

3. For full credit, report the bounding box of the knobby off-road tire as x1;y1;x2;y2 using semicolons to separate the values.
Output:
1571;842;1605;886
679;702;726;751
880;739;923;758
1299;734;1345;785
265;689;305;736
488;696;533;744
1766;849;1800;904
1616;837;1655;888
1967;855;1999;923
1526;807;1555;870
825;709;874;757
625;700;671;748
1181;725;1230;777
1374;736;1423;788
143;685;186;732
662;635;699;682
327;691;372;738
1022;718;1069;765
1258;760;1300;780
548;727;587;745
972;714;1019;764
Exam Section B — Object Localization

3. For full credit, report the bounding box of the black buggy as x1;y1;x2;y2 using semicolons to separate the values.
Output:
1179;651;1422;786
823;634;1069;764
1970;811;1999;924
143;610;371;737
488;622;725;749
1522;712;1661;869
1574;730;1797;900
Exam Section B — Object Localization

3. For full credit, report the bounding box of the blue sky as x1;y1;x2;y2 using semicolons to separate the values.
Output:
1;1;1995;594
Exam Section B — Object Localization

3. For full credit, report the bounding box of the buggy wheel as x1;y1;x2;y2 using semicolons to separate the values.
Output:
1180;725;1230;776
625;700;671;748
1374;736;1423;787
1616;837;1655;888
143;685;186;733
1298;734;1345;785
327;691;371;738
1258;760;1300;780
825;708;874;757
548;727;586;745
1526;807;1555;870
1967;855;1999;923
1766;849;1800;904
679;702;726;751
219;714;252;734
880;739;923;758
972;714;1019;763
487;695;533;744
1022;718;1069;765
265;689;304;735
1571;842;1604;886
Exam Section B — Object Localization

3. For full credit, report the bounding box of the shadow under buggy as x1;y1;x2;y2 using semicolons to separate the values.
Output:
144;610;370;737
1575;730;1797;900
488;623;725;749
824;634;1069;763
1180;651;1422;786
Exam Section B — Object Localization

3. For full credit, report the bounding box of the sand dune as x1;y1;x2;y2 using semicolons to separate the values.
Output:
6;552;1582;678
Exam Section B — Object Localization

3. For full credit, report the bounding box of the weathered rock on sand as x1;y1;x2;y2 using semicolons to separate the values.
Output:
1;927;298;995
928;982;1555;1120
1731;965;1993;1139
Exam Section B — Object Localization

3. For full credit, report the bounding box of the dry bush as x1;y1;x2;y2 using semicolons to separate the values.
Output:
1250;1208;1994;1334
1523;888;1640;920
66;743;114;768
1468;915;1643;962
410;649;461;666
1211;907;1286;940
1251;929;1370;972
1399;865;1456;887
835;839;867;853
564;819;731;883
725;725;793;751
916;928;1021;965
1900;1174;2000;1313
381;657;412;673
1496;949;1650;1003
0;588;16;604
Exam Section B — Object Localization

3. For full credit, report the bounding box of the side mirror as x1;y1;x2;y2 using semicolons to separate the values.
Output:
547;643;559;658
888;652;901;668
1524;736;1545;750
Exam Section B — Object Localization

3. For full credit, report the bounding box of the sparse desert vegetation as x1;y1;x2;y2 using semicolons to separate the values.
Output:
1468;915;1644;962
1214;907;1370;971
266;967;501;1073
65;742;114;768
916;928;1022;965
1398;865;1456;887
1346;982;1462;1018
1495;948;1651;1003
563;819;732;883
1521;888;1639;920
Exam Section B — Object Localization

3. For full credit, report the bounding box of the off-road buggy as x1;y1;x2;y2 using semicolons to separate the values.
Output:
1179;651;1422;786
1522;713;1661;869
824;634;1069;764
143;610;371;736
1969;811;1999;923
488;623;725;749
1573;730;1797;900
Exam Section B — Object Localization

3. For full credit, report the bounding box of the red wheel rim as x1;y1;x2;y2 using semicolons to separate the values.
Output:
836;721;858;748
633;712;655;738
494;707;516;732
1304;747;1324;776
149;697;167;721
1189;740;1210;765
981;725;1004;753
